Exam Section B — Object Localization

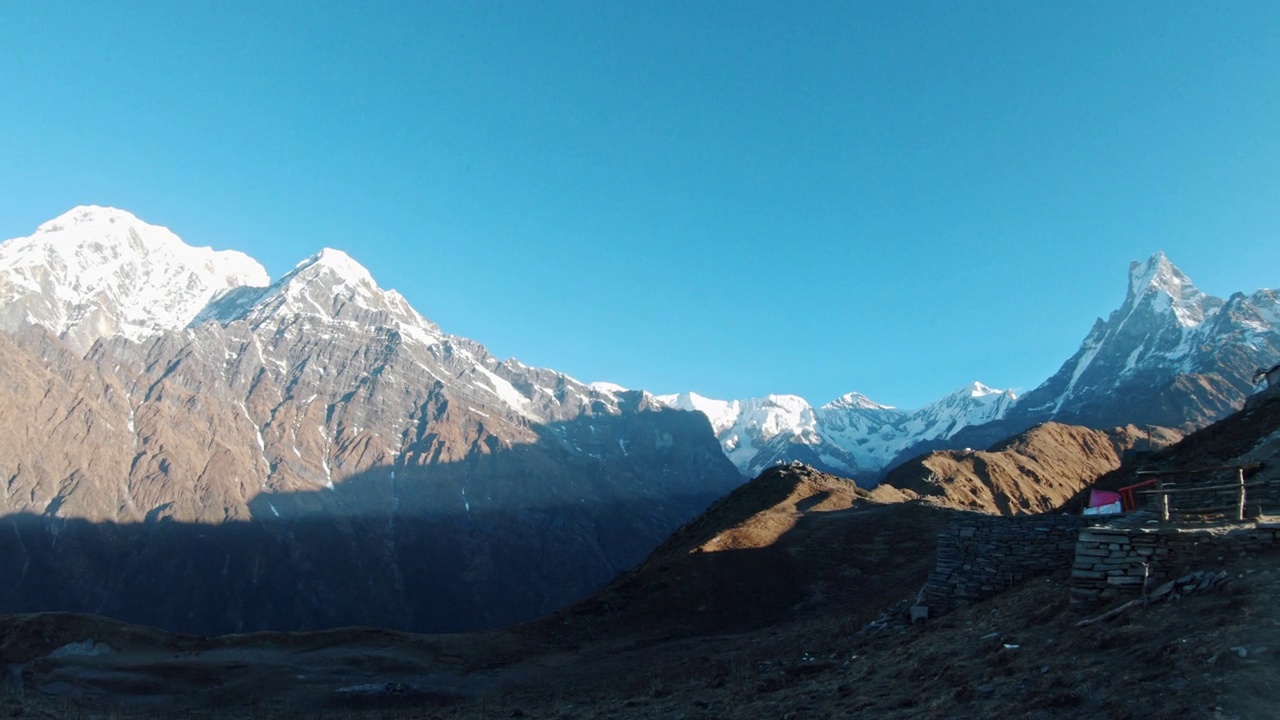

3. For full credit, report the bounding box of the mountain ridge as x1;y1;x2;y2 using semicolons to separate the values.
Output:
3;205;1274;484
654;381;1019;480
0;206;744;633
1;205;1276;633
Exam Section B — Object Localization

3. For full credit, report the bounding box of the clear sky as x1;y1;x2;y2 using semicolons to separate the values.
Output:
1;2;1277;408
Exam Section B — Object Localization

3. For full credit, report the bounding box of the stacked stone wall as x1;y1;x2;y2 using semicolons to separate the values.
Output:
921;513;1093;617
1069;522;1280;611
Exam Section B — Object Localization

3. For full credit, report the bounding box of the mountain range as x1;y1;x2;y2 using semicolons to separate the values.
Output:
659;251;1280;478
0;206;741;633
655;382;1018;481
0;205;1276;634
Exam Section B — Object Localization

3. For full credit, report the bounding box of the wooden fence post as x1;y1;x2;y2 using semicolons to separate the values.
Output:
1238;468;1247;521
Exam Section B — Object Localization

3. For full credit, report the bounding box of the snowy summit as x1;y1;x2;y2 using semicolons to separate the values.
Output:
0;206;269;351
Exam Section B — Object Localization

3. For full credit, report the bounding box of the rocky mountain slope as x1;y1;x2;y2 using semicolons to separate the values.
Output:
880;422;1183;515
1083;385;1280;512
0;206;742;633
533;464;949;642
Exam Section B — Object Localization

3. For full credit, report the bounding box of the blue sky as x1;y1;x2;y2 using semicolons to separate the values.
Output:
1;2;1277;408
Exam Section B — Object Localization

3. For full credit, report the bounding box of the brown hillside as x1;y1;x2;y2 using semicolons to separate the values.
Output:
531;464;946;643
882;422;1181;515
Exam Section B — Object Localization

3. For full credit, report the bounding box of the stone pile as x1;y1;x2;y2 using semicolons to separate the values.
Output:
1074;568;1230;627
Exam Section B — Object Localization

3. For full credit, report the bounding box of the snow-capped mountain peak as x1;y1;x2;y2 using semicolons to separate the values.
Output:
36;205;142;234
226;246;438;339
0;205;269;351
290;248;377;286
824;391;895;411
1126;251;1213;328
961;381;1005;398
1015;252;1276;425
904;382;1018;441
652;392;826;474
937;381;1017;409
652;392;743;435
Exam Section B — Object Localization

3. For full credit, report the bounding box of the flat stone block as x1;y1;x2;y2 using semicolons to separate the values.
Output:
1106;576;1144;587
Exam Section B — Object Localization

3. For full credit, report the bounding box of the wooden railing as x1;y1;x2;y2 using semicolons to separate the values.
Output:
1133;464;1264;521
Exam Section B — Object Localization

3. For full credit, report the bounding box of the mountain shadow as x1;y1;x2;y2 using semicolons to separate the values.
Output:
0;410;740;636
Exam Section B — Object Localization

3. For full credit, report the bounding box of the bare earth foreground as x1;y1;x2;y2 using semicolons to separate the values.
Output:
6;396;1280;719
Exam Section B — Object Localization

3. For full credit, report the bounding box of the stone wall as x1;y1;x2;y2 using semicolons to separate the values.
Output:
1069;522;1280;611
921;513;1094;617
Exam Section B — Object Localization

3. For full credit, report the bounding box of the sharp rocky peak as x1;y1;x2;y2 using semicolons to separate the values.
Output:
1125;252;1214;328
228;246;433;334
1127;251;1180;297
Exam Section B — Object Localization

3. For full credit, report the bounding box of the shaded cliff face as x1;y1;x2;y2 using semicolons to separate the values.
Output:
0;208;742;634
880;422;1182;515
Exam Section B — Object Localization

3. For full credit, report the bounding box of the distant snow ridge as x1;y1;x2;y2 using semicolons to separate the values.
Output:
653;393;822;474
655;382;1018;478
0;206;269;351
